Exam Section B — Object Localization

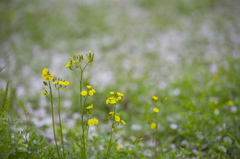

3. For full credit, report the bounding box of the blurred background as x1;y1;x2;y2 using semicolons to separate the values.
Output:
1;0;240;156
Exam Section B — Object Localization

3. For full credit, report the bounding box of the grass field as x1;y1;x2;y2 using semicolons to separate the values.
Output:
1;0;240;158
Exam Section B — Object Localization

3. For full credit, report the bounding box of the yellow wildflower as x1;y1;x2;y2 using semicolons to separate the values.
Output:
153;108;159;113
109;112;114;115
93;118;98;125
116;145;121;150
228;100;233;106
86;104;93;109
152;96;158;101
110;91;114;95
63;81;70;86
52;81;57;85
88;119;95;126
121;120;126;125
150;122;157;129
87;85;92;89
81;91;87;96
65;62;71;68
115;115;120;122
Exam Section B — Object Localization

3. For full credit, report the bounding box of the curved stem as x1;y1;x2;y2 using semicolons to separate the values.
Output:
49;82;61;158
58;90;65;159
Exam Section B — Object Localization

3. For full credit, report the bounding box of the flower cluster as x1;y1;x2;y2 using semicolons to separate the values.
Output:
42;68;55;82
52;78;70;90
65;50;95;70
109;112;126;125
106;92;124;105
88;118;98;126
80;85;96;96
149;95;168;129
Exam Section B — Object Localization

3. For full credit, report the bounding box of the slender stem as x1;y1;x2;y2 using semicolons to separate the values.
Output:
106;104;116;159
79;69;86;159
58;90;65;159
49;82;61;158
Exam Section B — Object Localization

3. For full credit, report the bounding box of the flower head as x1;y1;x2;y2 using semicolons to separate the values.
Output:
88;118;98;126
81;91;88;96
115;115;120;122
116;145;121;150
86;104;93;109
121;120;126;125
152;96;158;101
153;108;159;113
150;122;157;129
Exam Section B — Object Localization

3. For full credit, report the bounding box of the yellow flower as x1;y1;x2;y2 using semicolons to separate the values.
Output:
115;115;120;122
109;112;114;115
52;81;57;85
87;85;92;89
42;68;48;74
59;81;64;85
65;62;71;68
89;90;94;96
88;118;98;126
49;74;55;80
152;96;158;101
117;92;124;97
121;120;126;125
86;104;93;109
150;122;157;129
110;91;114;95
44;76;51;81
116;145;121;150
63;81;70;86
41;90;47;96
153;108;159;113
93;118;98;125
88;119;95;126
81;91;87;96
228;100;233;106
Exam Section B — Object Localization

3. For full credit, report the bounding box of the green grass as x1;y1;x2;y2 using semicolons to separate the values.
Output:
1;0;240;158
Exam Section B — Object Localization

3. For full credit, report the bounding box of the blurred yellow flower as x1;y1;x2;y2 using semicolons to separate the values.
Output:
150;122;157;129
81;91;87;96
153;108;159;113
152;96;158;101
116;145;121;150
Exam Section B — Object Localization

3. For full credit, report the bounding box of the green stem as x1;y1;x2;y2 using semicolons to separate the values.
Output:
106;105;116;159
49;82;61;159
79;69;86;159
58;90;65;159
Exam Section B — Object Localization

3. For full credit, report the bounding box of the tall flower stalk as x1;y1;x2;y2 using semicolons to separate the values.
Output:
105;92;125;159
65;51;95;158
42;68;70;159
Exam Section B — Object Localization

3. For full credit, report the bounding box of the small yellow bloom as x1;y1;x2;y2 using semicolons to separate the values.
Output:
228;100;233;106
65;62;71;68
88;119;95;126
81;91;87;96
110;91;114;95
117;92;124;97
59;81;64;85
150;122;157;129
153;108;159;113
52;81;57;85
49;74;55;79
152;96;158;101
109;112;114;115
44;76;51;81
93;118;98;125
86;104;93;109
87;85;92;89
121;120;126;125
115;115;120;122
42;68;48;74
63;81;70;86
89;90;94;96
110;99;117;105
116;145;121;150
41;90;47;96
